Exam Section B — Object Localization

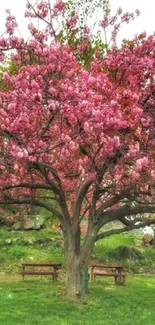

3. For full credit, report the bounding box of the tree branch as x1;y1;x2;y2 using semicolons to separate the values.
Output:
96;192;128;218
98;204;155;228
27;0;57;40
4;183;55;191
96;218;155;241
0;197;63;220
73;180;92;220
0;129;23;146
27;162;61;194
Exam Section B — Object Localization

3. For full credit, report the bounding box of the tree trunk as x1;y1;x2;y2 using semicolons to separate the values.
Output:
63;227;87;298
60;210;99;298
62;222;98;299
66;256;87;298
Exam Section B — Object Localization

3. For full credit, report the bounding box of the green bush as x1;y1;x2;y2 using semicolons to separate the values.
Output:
92;233;136;261
108;245;143;261
143;246;155;261
8;245;25;259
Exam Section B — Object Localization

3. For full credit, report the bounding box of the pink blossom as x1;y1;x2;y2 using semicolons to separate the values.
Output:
67;16;78;28
37;1;49;19
5;11;17;35
132;171;140;181
52;0;65;17
100;16;109;28
135;157;149;172
8;103;16;112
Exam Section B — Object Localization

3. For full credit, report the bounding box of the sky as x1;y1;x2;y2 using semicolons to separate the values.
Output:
0;0;155;42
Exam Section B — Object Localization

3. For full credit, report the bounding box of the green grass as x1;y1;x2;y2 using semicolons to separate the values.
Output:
0;228;62;241
93;233;136;261
92;233;155;273
0;229;155;323
0;276;155;324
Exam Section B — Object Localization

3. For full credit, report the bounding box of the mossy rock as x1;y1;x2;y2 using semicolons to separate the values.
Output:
109;245;143;261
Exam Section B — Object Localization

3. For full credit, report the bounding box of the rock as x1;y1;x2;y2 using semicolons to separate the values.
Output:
12;221;23;230
24;215;45;230
24;218;36;230
36;238;53;244
5;238;12;245
13;238;19;243
142;234;154;246
12;215;46;230
27;239;34;245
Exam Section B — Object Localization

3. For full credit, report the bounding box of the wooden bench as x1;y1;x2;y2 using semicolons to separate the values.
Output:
21;263;62;281
90;263;126;285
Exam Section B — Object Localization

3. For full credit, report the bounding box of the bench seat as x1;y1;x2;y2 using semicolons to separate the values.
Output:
21;271;57;276
21;263;61;282
92;272;126;284
93;272;126;277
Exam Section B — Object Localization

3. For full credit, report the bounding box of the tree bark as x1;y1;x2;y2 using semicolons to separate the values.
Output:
66;255;87;298
63;221;98;299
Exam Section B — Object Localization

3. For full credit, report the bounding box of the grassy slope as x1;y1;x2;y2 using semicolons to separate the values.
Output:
93;233;155;273
0;229;155;273
0;229;65;273
0;276;155;325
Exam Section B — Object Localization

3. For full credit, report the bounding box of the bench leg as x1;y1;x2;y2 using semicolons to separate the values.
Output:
52;274;58;282
54;274;58;282
122;276;126;285
114;276;117;285
115;275;125;285
90;269;94;282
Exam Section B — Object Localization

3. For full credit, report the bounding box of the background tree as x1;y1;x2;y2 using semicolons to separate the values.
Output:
0;0;155;298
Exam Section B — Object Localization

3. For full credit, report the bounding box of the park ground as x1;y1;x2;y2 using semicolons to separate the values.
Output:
0;276;155;325
0;228;155;324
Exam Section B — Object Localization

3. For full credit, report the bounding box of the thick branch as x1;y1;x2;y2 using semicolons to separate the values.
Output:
28;161;61;183
0;197;63;220
31;162;71;223
0;129;23;146
73;180;92;220
96;192;128;218
96;218;155;241
98;204;155;228
37;112;59;143
4;183;55;191
27;162;61;195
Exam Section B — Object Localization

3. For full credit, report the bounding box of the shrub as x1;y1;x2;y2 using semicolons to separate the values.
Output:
8;245;25;259
108;245;143;261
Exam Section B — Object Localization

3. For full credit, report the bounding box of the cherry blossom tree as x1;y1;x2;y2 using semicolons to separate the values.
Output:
0;0;155;297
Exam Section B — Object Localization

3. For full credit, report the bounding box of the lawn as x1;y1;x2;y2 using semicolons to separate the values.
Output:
0;276;155;325
0;229;155;324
